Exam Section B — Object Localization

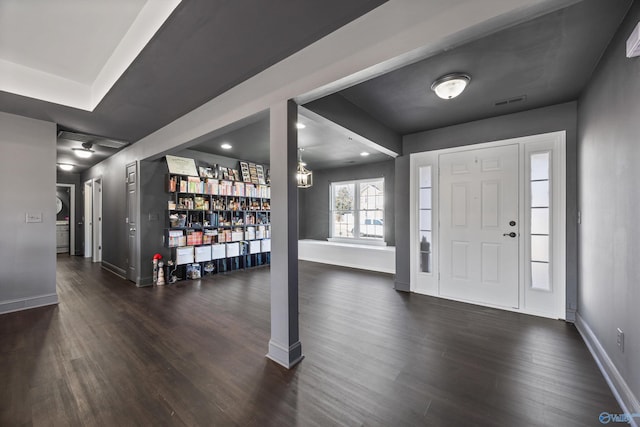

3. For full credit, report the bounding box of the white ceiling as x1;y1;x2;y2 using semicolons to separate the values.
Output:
0;0;180;110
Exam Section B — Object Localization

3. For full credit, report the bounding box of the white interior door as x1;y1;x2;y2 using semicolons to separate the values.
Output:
439;144;520;309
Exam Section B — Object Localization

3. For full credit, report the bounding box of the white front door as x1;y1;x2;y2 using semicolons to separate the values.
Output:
439;144;520;309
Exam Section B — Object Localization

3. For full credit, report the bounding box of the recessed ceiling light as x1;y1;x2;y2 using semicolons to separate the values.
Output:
431;73;471;99
58;163;74;171
360;152;370;157
72;147;93;158
221;143;232;150
296;123;306;129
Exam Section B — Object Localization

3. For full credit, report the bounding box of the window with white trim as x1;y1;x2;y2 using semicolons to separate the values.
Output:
418;166;432;273
530;151;551;291
330;178;384;241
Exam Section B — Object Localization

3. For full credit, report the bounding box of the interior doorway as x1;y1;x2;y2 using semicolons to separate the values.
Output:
55;183;75;255
83;178;103;262
410;131;566;319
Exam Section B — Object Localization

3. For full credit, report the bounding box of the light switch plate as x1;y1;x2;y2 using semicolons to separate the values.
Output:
26;212;43;223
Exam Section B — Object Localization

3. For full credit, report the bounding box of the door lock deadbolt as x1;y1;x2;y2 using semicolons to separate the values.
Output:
509;220;516;226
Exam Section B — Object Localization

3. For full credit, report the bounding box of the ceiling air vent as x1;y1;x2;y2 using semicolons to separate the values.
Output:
494;95;527;107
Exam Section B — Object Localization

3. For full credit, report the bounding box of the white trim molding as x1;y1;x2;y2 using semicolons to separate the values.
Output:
576;313;640;427
409;131;567;320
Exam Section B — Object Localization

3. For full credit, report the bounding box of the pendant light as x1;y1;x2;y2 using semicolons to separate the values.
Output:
297;148;312;188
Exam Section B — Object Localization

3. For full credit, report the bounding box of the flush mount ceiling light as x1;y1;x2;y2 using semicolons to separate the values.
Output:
220;143;232;150
72;142;94;158
360;151;370;157
431;73;471;99
58;163;74;171
296;122;306;129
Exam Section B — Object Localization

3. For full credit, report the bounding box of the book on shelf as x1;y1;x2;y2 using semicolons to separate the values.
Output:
205;179;218;195
239;161;251;182
256;165;265;185
219;180;233;196
208;212;219;227
168;176;177;192
233;182;245;196
187;176;202;193
248;163;259;184
245;183;256;197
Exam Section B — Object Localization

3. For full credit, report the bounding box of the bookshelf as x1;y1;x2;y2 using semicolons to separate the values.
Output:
165;173;271;280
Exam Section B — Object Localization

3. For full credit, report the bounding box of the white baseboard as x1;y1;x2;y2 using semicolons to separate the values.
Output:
267;339;304;369
576;313;640;427
0;293;59;315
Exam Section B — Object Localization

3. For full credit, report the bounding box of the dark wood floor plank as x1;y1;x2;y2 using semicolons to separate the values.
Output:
0;255;619;426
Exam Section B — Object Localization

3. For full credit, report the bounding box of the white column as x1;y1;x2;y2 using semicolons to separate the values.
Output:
267;100;303;368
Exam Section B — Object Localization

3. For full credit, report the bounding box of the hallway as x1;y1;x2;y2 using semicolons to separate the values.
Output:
0;256;619;426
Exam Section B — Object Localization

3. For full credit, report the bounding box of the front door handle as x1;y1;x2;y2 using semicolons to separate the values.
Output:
503;232;517;238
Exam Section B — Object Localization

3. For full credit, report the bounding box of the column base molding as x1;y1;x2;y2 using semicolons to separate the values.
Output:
267;340;304;369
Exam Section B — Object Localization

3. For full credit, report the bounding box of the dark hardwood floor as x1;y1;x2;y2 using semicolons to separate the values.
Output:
0;255;618;426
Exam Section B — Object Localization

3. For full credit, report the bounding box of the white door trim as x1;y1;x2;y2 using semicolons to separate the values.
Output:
92;178;103;263
409;131;566;319
84;179;93;258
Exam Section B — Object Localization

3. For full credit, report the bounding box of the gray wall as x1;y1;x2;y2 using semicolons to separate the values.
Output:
577;1;640;406
56;171;84;255
299;159;396;245
393;155;410;290
82;150;132;278
0;112;58;313
139;159;172;285
398;102;578;321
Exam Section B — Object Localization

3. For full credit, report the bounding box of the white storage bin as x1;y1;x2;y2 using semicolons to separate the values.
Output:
261;239;271;253
231;231;244;242
245;226;256;240
175;246;194;265
211;244;226;260
195;245;212;262
249;240;261;254
226;242;240;257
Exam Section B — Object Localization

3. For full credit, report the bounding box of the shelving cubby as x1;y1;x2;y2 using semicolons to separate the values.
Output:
165;173;271;279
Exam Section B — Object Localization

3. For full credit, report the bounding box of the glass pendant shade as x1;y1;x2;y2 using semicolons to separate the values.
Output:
297;162;313;188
